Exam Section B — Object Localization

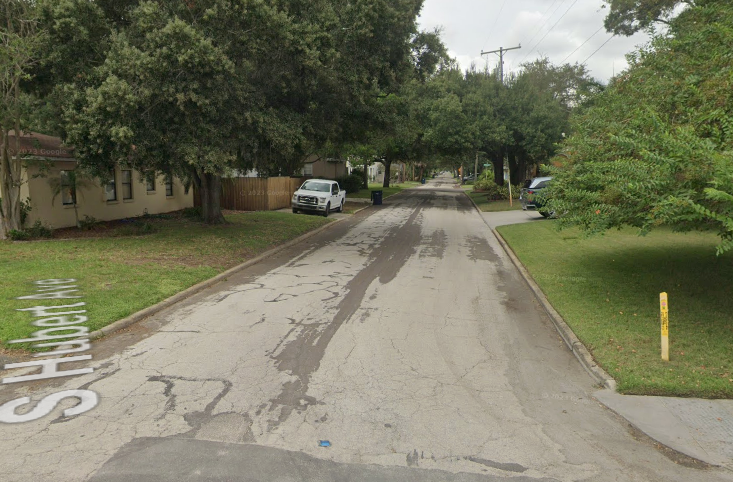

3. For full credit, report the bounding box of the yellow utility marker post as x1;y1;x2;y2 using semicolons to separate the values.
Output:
660;292;669;361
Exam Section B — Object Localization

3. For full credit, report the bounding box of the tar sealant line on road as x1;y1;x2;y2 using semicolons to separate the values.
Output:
462;190;616;391
0;279;99;423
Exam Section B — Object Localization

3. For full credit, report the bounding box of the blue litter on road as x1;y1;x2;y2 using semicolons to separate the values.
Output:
319;440;331;447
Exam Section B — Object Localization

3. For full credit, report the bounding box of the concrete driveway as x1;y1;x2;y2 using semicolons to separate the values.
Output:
1;187;730;481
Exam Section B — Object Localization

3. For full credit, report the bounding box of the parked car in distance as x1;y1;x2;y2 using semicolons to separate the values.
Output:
291;179;346;217
462;174;475;184
520;176;553;217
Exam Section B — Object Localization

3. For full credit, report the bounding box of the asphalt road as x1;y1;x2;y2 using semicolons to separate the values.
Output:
2;178;731;481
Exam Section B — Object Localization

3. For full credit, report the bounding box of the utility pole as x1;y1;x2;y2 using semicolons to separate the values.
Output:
480;45;521;84
474;152;478;185
481;44;521;205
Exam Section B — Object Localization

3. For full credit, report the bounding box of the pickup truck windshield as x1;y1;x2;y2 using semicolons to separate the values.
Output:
301;181;331;192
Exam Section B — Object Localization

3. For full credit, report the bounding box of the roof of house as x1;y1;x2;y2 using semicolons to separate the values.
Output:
6;130;75;160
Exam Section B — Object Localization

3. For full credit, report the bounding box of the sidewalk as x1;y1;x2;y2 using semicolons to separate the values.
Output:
481;208;733;470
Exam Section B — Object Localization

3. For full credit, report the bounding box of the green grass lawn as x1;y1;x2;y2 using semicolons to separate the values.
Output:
1;212;330;352
349;182;418;199
497;222;733;398
467;191;522;212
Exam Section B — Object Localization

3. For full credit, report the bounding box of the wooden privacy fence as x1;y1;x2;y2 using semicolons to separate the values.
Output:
194;177;305;211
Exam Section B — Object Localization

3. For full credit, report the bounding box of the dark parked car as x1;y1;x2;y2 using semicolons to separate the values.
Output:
520;176;553;217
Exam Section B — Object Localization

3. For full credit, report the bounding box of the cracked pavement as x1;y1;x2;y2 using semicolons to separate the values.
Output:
2;184;731;481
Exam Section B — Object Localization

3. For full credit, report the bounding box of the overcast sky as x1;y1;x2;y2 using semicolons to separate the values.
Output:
417;0;653;83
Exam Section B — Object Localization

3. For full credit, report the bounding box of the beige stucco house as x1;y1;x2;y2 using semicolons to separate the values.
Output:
3;131;192;231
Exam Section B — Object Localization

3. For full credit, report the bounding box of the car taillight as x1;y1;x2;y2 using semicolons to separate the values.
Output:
528;190;534;194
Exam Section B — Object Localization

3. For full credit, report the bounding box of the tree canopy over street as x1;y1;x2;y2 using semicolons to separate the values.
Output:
5;0;728;240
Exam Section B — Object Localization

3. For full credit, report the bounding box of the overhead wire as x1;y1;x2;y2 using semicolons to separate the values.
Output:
519;0;581;65
561;25;604;63
581;34;616;65
517;0;564;60
481;0;508;51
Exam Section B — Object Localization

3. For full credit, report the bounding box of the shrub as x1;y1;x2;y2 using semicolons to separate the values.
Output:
474;174;521;200
336;174;364;194
79;215;100;230
8;229;30;241
7;221;53;241
26;221;53;238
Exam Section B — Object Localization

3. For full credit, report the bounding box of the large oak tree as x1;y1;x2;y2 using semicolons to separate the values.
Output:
60;0;426;223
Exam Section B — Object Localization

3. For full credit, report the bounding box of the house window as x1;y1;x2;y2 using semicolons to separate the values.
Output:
146;172;156;192
303;163;313;176
165;175;173;197
121;169;133;200
105;171;117;201
60;170;75;206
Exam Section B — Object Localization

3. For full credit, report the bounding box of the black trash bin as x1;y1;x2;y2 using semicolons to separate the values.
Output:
371;190;383;205
421;178;426;184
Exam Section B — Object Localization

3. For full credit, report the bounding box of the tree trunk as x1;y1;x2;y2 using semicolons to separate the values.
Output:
73;204;80;228
507;149;518;186
0;129;22;236
382;158;392;188
491;151;504;185
362;161;369;188
194;169;226;224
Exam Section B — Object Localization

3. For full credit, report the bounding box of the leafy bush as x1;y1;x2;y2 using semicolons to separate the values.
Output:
26;221;53;238
545;1;733;252
7;221;53;241
8;229;30;241
336;174;364;194
474;172;520;200
79;215;101;230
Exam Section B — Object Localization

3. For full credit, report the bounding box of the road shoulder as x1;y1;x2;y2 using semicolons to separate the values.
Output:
465;191;733;469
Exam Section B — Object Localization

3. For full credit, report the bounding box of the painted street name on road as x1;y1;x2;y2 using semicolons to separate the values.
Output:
0;279;98;423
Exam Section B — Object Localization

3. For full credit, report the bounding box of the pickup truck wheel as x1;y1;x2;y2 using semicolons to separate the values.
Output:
323;203;330;217
292;208;298;214
338;200;344;212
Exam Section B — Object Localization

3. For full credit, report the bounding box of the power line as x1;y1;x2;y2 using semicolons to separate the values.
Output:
519;0;580;65
561;25;603;64
517;0;564;59
481;0;508;51
581;34;616;65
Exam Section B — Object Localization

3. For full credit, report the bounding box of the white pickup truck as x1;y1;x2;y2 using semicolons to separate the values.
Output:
291;179;346;217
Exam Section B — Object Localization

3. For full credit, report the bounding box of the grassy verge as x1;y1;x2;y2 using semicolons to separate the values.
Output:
1;212;330;352
467;191;522;212
349;182;417;199
497;222;733;398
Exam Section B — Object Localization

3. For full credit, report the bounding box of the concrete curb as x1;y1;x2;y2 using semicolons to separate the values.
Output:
463;190;617;391
88;214;352;340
